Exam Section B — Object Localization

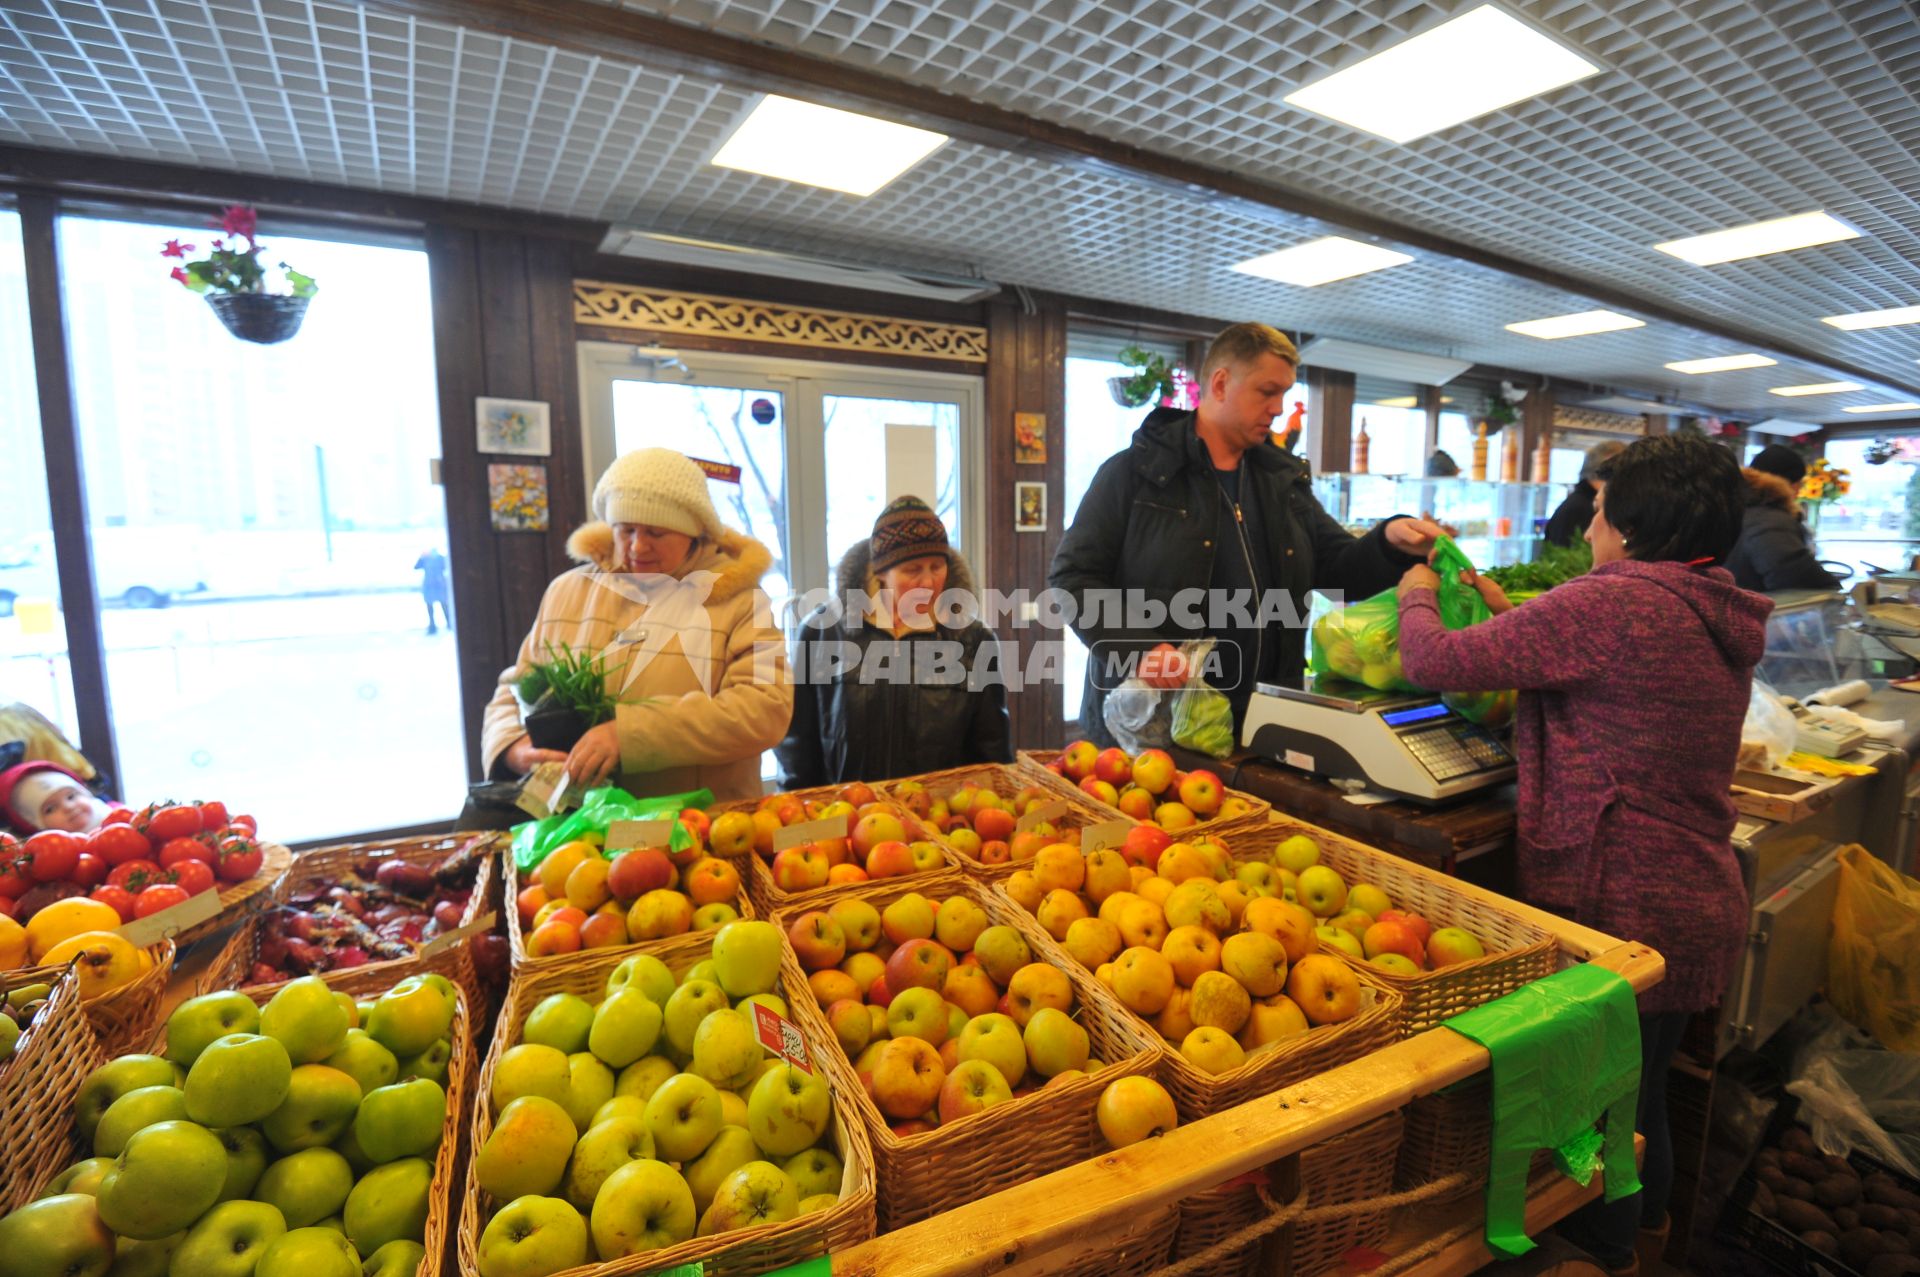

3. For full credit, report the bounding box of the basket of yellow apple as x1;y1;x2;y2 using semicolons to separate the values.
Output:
771;877;1164;1232
6;896;172;1057
708;782;953;910
0;963;471;1277
1020;743;1270;837
880;764;1122;881
459;919;875;1277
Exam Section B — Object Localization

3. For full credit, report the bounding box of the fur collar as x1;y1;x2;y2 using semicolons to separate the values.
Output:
833;537;979;598
1742;467;1800;515
565;521;773;604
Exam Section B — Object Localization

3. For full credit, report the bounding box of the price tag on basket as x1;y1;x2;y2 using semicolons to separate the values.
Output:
607;819;675;851
1080;818;1133;852
771;814;848;854
1016;799;1069;833
750;1002;812;1073
117;886;223;947
421;911;497;957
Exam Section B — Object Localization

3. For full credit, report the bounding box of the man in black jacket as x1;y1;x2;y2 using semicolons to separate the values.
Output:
1050;323;1443;747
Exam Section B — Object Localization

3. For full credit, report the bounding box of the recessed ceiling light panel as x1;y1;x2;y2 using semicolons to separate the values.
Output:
1283;4;1601;144
1371;396;1420;408
1231;236;1413;287
1664;354;1778;374
1769;382;1864;397
1505;310;1644;340
1822;305;1920;331
711;95;949;196
1842;402;1920;414
1654;212;1861;266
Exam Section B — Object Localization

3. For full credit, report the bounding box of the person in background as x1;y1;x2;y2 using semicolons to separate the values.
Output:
777;497;1010;787
1543;440;1627;547
1050;322;1444;746
414;547;452;634
481;448;791;804
1726;444;1841;593
1426;449;1461;477
0;761;111;833
1394;434;1766;1275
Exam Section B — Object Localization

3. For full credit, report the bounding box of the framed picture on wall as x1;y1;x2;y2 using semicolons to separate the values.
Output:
476;396;552;456
1015;481;1047;533
1014;412;1047;464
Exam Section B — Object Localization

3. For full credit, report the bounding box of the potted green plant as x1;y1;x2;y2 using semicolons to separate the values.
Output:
514;642;628;751
1108;344;1189;408
162;205;318;344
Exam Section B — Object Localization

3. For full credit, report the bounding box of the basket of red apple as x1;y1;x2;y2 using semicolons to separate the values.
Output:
879;764;1126;882
708;782;953;910
1020;743;1272;838
1;962;472;1277
508;816;756;974
994;832;1403;1120
771;877;1165;1232
1212;819;1557;1038
459;921;876;1277
0;964;93;1212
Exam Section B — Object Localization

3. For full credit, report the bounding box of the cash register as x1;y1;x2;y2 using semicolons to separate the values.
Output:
1242;678;1516;803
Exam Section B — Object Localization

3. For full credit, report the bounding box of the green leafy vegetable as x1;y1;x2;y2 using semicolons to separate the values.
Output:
1482;541;1593;594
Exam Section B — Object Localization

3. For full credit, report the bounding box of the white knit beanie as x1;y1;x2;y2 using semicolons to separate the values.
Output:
592;448;723;540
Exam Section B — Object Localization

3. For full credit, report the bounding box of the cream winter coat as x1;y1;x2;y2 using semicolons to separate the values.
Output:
481;522;792;804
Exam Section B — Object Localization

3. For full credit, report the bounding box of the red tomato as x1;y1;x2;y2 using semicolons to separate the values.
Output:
24;830;82;883
158;836;216;869
166;859;216;896
101;807;133;826
87;824;153;866
0;858;28;899
107;859;166;893
89;885;136;922
142;805;203;843
70;852;108;888
0;894;14;919
134;883;189;917
196;800;229;831
228;814;258;836
215;837;264;883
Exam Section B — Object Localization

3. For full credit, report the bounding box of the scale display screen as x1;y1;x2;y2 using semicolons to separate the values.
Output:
1380;703;1451;727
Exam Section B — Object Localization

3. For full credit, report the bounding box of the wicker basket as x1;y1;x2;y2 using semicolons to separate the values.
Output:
1212;817;1558;1036
1060;1200;1180;1276
1168;1174;1268;1277
1394;1079;1555;1206
503;843;754;975
1014;748;1274;839
459;932;877;1277
1288;1110;1405;1277
1;965;102;1212
83;938;174;1057
773;876;1165;1231
716;787;957;914
881;763;1126;882
168;840;294;946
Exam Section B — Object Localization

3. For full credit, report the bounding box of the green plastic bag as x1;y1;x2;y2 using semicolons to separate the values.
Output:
1169;637;1236;758
1309;586;1413;692
1429;535;1517;728
511;784;712;872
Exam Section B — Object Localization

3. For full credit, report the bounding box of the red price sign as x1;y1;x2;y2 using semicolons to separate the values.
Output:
750;1002;811;1074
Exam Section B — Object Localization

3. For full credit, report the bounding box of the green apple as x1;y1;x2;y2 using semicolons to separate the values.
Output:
662;980;729;1059
353;1078;444;1164
320;1029;398;1097
255;1148;354;1228
606;954;675;1006
476;1195;587;1277
691;1008;761;1090
211;1126;270;1203
564;1053;615;1133
475;1096;575;1201
169;1200;286;1277
686;959;720;985
77;1055;178;1143
165;991;262;1068
697;1161;798;1236
591;1095;648;1128
419;972;458;1005
107;1229;183;1277
342;1156;430;1256
93;1086;190;1157
683;1125;758;1214
643;1073;724;1162
0;1192;115;1277
98;1120;226;1239
0;1014;17;1063
364;977;455;1059
736;992;788;1020
1274;834;1321;874
40;1156;114;1198
361;1239;426;1277
313;1216;345;1235
186;1033;293;1127
490;1044;571;1115
355;1000;376;1023
718;1090;750;1128
798;1193;837;1215
711;920;783;997
394;1038;450;1086
613;1056;676;1103
783;1147;843;1199
253;1226;359;1277
261;1065;362;1152
260;977;351;1065
588;989;665;1071
331;1122;376;1177
332;991;357;1026
589;1158;696;1259
561;1116;655;1211
746;1063;831;1157
523;994;594;1055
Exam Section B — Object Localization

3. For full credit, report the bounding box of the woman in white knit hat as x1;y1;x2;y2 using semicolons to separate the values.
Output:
482;448;792;804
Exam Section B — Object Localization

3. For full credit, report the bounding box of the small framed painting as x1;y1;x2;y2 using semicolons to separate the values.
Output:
476;397;552;456
1015;481;1047;533
1014;412;1047;464
489;463;550;532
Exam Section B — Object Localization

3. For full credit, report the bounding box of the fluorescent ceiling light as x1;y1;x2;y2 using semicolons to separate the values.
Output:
1749;417;1818;436
1842;402;1920;414
1822;305;1920;331
711;95;948;196
1769;381;1863;397
1371;396;1419;408
1232;236;1413;287
1506;310;1644;340
1663;354;1778;374
1282;4;1600;144
1654;212;1860;266
1297;337;1473;386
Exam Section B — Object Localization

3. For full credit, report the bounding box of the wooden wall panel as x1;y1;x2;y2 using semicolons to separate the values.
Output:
1306;367;1356;476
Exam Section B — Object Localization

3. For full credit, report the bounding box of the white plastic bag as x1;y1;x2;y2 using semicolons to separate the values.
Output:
1103;677;1173;754
1741;679;1796;769
1786;1007;1920;1175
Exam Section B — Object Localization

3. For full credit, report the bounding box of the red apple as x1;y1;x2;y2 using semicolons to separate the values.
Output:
1115;786;1157;821
885;938;955;993
852;812;907;858
1119;824;1172;869
1092;747;1133;787
1378;909;1432;948
1060;740;1098;782
606;847;673;902
772;845;830;892
865;840;917;879
1178;770;1223;818
972;806;1017;844
1131;748;1176;796
1078;776;1119;806
788;910;848;970
872;1037;946;1119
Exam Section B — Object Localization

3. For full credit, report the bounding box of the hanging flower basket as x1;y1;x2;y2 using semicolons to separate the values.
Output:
205;293;311;345
1109;375;1152;408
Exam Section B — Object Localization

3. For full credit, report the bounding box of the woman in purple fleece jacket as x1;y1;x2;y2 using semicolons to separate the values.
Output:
1395;434;1770;1274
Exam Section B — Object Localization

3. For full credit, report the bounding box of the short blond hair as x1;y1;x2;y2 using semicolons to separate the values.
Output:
1200;323;1299;382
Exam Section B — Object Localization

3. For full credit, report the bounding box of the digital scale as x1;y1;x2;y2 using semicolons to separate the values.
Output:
1242;678;1517;803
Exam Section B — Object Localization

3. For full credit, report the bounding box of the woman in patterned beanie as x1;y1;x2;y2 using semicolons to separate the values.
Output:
777;496;1011;787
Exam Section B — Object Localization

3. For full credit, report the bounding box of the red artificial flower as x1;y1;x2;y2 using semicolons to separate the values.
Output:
220;205;257;239
212;237;224;250
169;266;190;285
160;239;193;258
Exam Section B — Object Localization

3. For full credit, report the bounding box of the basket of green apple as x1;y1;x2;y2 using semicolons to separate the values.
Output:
0;963;471;1277
0;964;97;1213
458;919;876;1277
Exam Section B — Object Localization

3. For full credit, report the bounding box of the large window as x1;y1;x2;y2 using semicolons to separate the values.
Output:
57;215;461;840
1816;436;1920;580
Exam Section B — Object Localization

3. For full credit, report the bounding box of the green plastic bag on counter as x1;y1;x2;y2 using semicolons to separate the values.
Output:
511;784;711;872
1309;586;1413;692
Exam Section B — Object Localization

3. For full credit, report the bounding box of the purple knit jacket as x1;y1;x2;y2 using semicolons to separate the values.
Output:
1397;561;1773;1015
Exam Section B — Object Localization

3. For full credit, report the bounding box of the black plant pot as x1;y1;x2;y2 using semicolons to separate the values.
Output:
524;706;591;752
206;293;311;345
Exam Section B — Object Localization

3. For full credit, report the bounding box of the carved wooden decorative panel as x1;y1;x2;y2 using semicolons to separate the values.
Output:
573;282;989;363
1553;406;1645;435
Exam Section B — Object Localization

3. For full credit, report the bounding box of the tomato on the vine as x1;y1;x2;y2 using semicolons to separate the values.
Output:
0;847;29;899
165;859;215;896
100;806;133;826
228;814;258;837
133;883;189;917
141;804;203;844
214;836;264;883
90;885;136;922
107;859;166;894
87;824;152;867
24;830;82;883
70;852;108;888
196;800;229;832
158;836;216;869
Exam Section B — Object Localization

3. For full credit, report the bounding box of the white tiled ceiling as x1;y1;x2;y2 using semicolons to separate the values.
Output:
3;0;1918;420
